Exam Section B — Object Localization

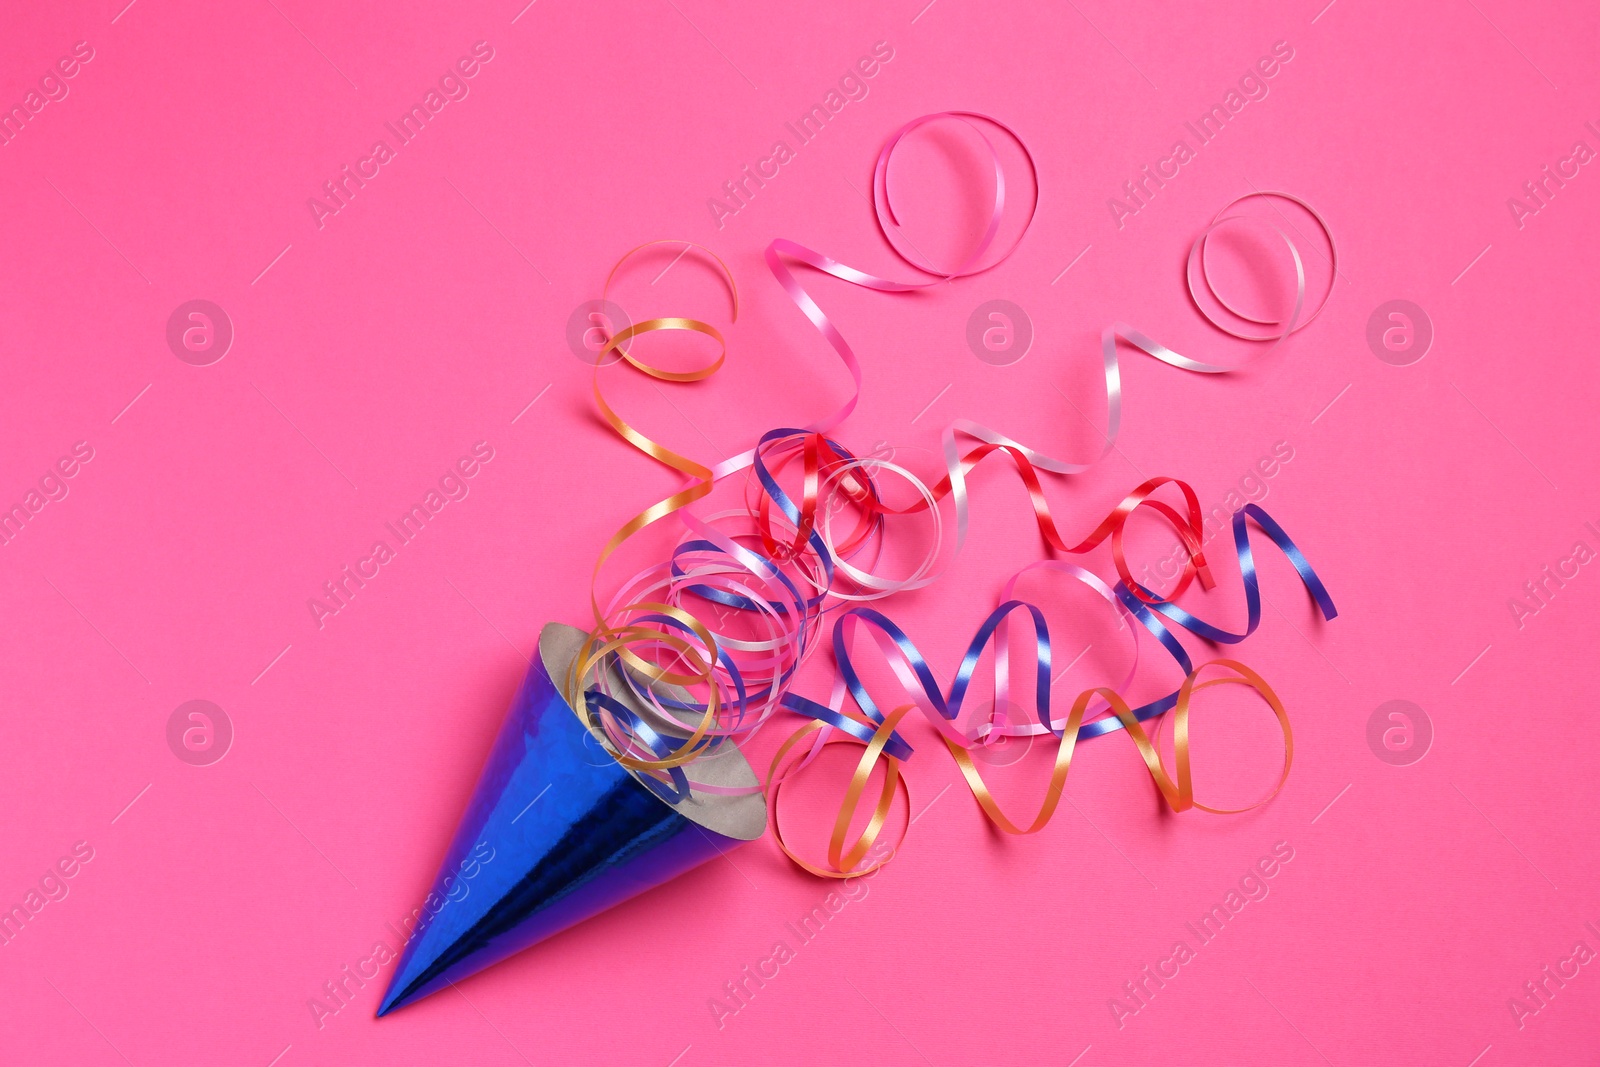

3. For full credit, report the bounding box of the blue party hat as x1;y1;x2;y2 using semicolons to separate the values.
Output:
378;623;765;1016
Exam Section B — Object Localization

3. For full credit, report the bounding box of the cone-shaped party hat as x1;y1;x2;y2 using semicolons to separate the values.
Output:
378;623;765;1016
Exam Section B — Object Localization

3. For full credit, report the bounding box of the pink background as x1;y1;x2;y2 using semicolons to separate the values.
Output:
3;0;1599;1063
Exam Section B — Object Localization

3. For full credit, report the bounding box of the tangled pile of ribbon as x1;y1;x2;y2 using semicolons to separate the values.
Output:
563;112;1339;878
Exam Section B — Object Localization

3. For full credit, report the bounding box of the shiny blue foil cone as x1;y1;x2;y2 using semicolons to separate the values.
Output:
378;623;765;1016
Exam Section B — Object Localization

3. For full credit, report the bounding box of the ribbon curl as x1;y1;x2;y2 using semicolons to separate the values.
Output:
771;596;1298;875
565;115;1340;873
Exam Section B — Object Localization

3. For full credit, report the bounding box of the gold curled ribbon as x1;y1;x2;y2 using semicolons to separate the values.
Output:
766;705;917;880
567;242;741;776
587;240;738;587
770;660;1291;874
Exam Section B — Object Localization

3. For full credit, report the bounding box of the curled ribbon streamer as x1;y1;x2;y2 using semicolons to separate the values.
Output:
781;580;1186;767
769;606;1293;873
571;242;752;783
1186;191;1338;348
578;421;952;787
756;430;1220;605
586;240;737;582
774;494;1334;753
565;117;1339;869
764;123;1337;585
751;429;946;600
1117;503;1339;640
873;112;1039;277
766;705;917;879
571;269;917;790
759;112;1039;439
946;659;1294;835
766;497;1335;873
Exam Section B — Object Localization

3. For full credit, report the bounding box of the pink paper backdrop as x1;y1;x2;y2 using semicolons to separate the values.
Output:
3;0;1598;1063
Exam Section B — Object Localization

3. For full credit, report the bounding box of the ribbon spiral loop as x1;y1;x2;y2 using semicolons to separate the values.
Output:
564;116;1339;874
